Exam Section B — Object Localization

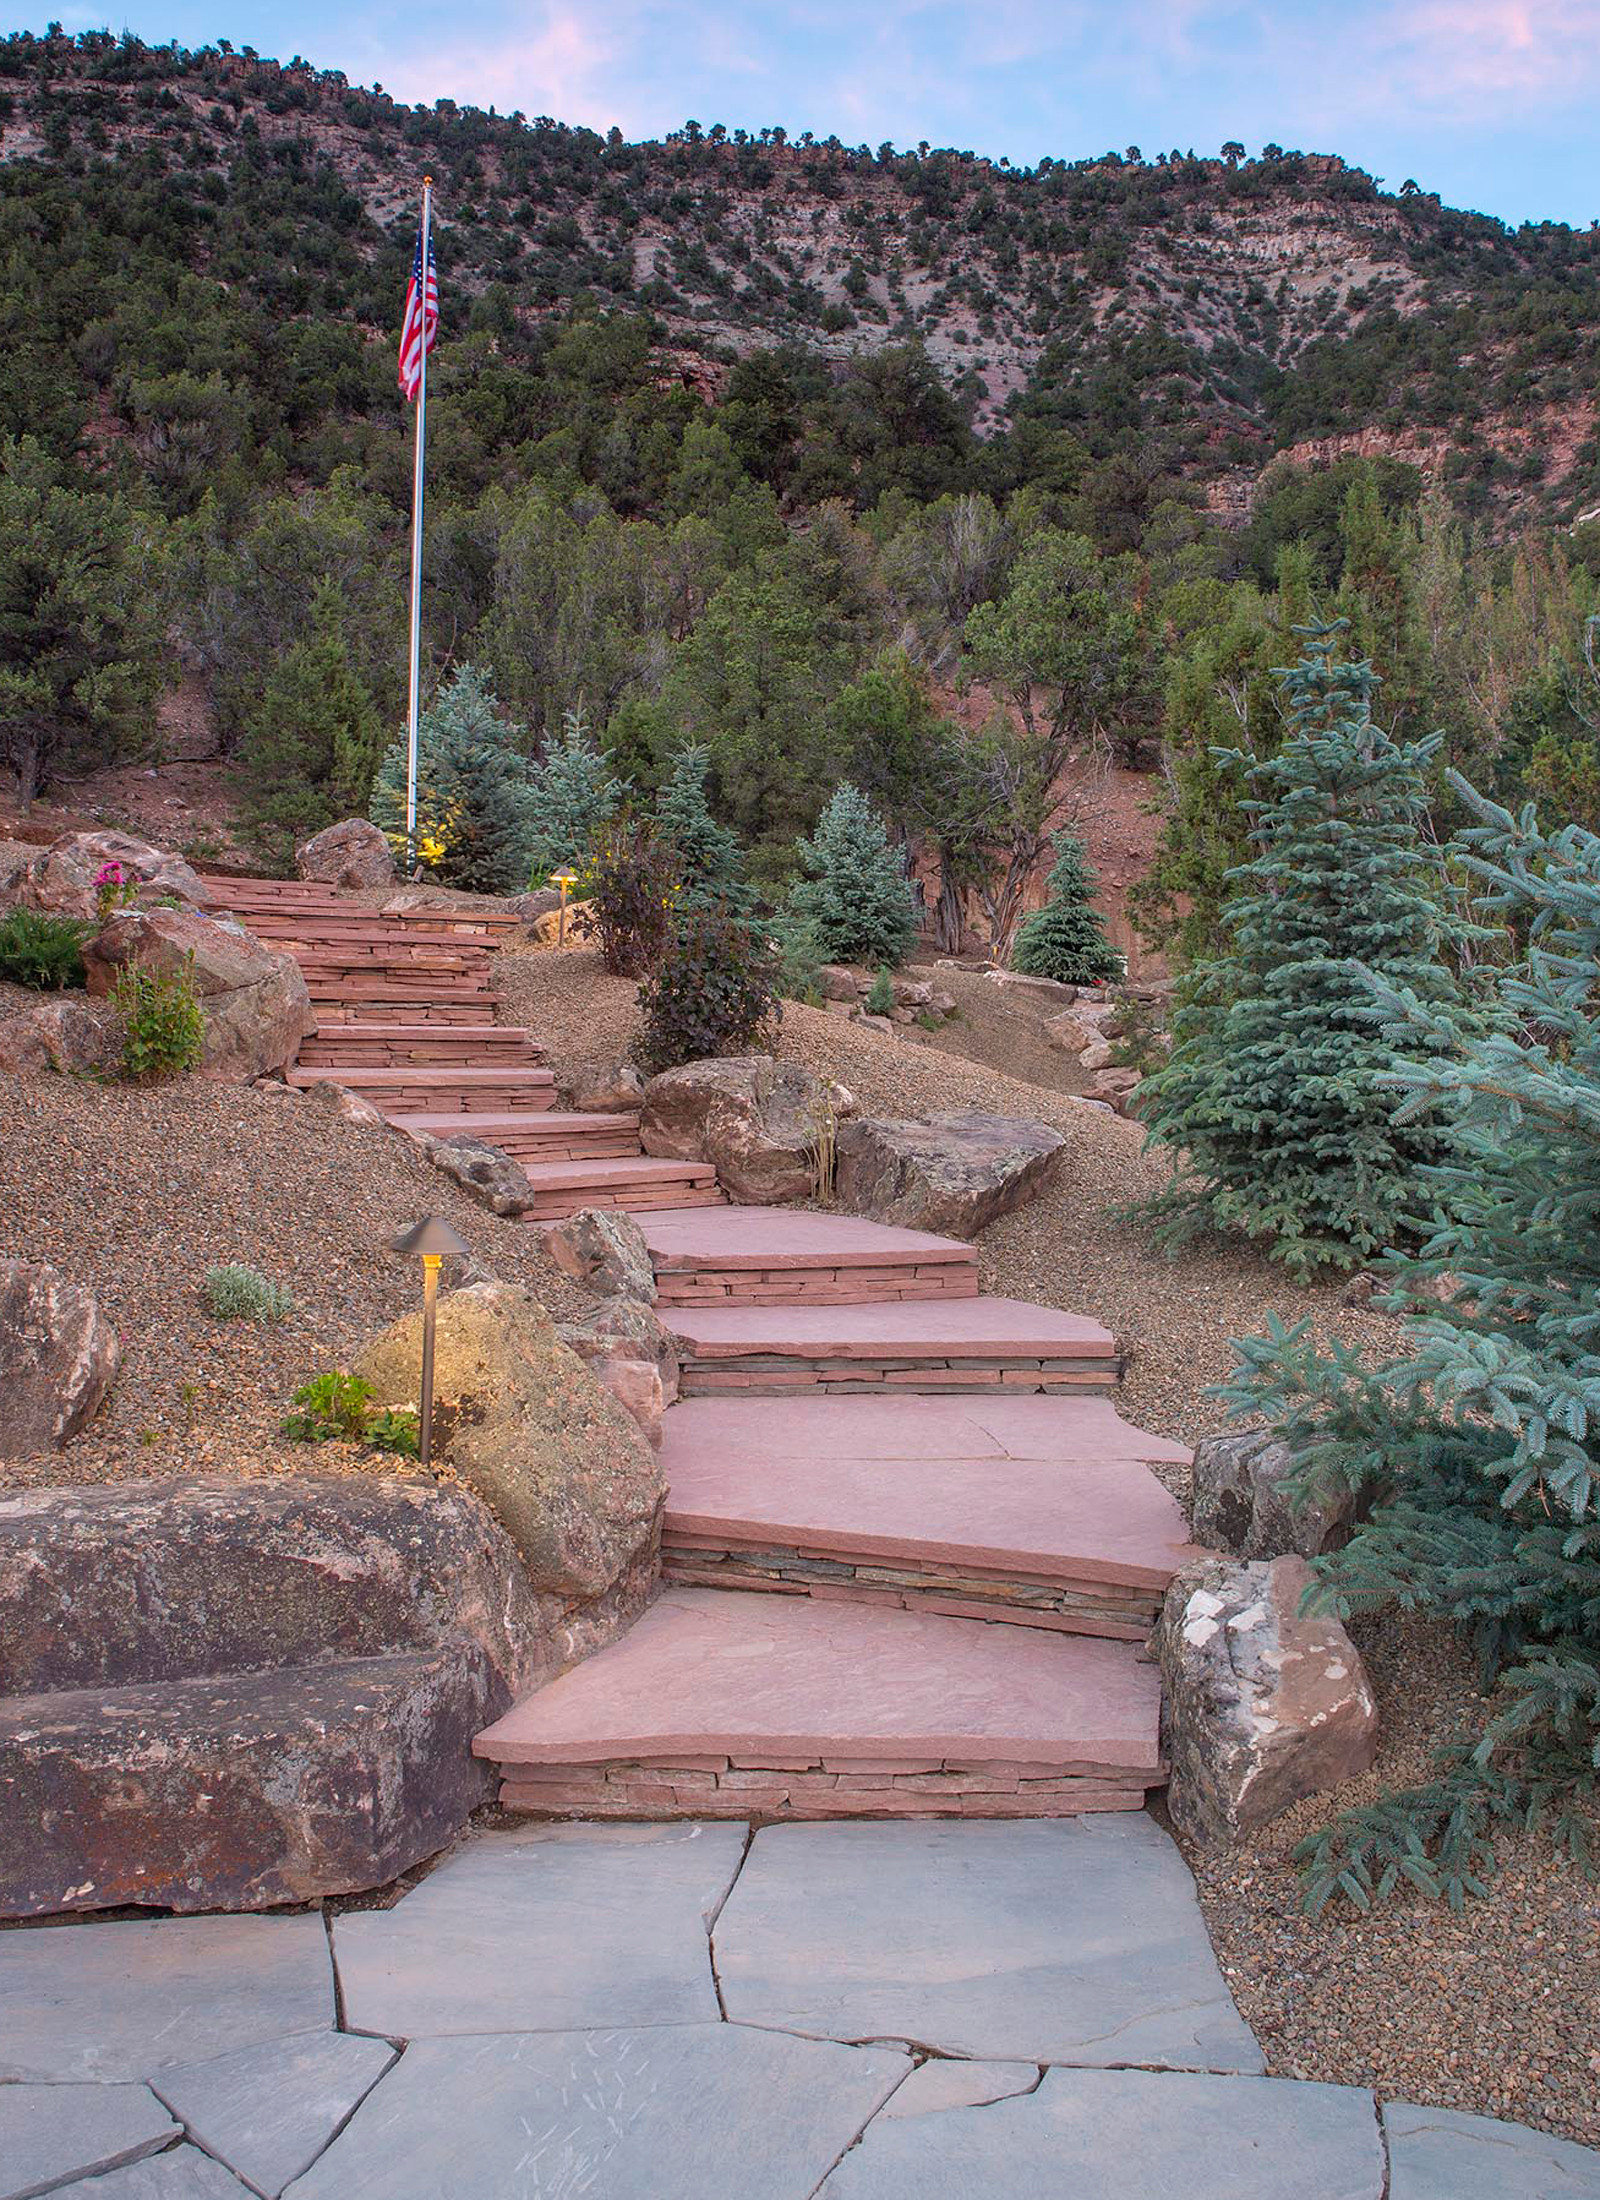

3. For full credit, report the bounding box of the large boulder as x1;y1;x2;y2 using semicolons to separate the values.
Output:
356;1281;664;1602
0;1475;550;1915
417;1131;534;1216
640;1056;853;1205
83;907;313;1081
4;830;210;921
300;1077;390;1131
542;1208;657;1301
834;1109;1068;1240
294;818;396;890
0;990;121;1078
0;1258;119;1460
1153;1554;1378;1845
1191;1425;1358;1561
558;1297;679;1447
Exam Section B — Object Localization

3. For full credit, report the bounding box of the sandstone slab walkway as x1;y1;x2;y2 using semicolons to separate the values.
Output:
6;1817;1597;2200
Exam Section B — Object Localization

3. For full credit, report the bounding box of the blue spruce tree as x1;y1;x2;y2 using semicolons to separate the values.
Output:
785;784;918;967
371;664;536;895
654;744;752;914
525;710;622;884
1011;834;1123;985
1137;623;1456;1275
1223;775;1600;1908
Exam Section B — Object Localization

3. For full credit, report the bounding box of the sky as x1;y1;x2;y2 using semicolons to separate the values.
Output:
40;0;1600;228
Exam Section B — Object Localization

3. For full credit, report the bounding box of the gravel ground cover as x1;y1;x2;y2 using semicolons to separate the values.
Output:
496;940;1600;2146
0;1071;589;1491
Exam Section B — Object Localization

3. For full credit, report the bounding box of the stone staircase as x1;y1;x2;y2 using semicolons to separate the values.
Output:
221;877;722;1216
225;877;1193;1825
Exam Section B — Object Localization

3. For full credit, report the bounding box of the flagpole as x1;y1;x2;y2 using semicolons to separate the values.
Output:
404;175;433;874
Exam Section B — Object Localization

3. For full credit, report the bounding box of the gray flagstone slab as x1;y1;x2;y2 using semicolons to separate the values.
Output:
821;2064;1385;2198
713;1815;1264;2072
876;2059;1040;2119
153;2031;397;2198
285;2023;909;2200
1384;2099;1600;2197
57;2147;253;2197
0;1914;336;2083
333;1821;748;2038
0;2081;178;2200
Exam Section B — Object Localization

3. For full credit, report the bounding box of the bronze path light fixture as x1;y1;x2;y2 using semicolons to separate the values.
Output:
550;867;580;947
389;1215;470;1467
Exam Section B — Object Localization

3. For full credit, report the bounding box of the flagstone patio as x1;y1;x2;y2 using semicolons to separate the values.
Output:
5;1816;1597;2200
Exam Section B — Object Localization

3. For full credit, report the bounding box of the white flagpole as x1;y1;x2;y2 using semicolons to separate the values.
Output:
404;175;433;873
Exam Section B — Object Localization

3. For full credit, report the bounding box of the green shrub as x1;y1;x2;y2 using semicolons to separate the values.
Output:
0;908;90;990
282;1369;419;1455
634;910;780;1076
578;817;677;977
112;958;205;1081
770;912;828;1004
200;1263;293;1322
865;965;895;1015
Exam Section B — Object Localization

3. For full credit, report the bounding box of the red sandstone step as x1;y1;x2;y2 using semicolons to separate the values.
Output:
660;1394;1196;1637
640;1206;980;1307
287;1066;558;1116
476;1587;1163;1820
392;1111;642;1159
316;1001;491;1026
514;1157;727;1220
666;1298;1120;1396
210;881;521;937
298;1024;545;1067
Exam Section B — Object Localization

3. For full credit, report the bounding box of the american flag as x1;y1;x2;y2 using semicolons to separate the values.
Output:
398;219;438;402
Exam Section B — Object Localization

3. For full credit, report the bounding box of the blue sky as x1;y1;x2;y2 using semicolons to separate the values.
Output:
44;0;1600;227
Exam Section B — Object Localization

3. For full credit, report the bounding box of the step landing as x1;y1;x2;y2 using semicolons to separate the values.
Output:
640;1206;980;1306
475;1587;1163;1821
660;1395;1195;1636
665;1297;1120;1395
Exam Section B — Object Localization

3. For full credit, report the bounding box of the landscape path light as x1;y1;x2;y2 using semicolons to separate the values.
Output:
389;1215;470;1467
550;867;580;947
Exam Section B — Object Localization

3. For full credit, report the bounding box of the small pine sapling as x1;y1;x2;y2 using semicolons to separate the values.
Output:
1011;835;1122;985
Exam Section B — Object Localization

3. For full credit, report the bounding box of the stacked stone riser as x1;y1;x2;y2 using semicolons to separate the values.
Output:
298;1024;545;1067
662;1543;1157;1638
655;1261;979;1307
315;999;494;1026
498;1756;1151;1819
521;1182;726;1218
678;1356;1121;1396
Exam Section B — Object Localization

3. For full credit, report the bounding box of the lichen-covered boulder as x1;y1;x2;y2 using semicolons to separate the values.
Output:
1191;1425;1357;1561
834;1109;1068;1240
1153;1554;1378;1845
641;1056;852;1205
542;1208;657;1301
0;1258;119;1459
416;1131;533;1215
567;1058;646;1113
294;817;396;890
356;1282;664;1601
83;906;313;1081
0;991;121;1077
558;1296;679;1447
5;830;210;921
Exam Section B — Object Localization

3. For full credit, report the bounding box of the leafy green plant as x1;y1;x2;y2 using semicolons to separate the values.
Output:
0;907;89;990
112;957;205;1081
200;1263;293;1322
281;1370;419;1455
633;910;780;1076
865;964;895;1015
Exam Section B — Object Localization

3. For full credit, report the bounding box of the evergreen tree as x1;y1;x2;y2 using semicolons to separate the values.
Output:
654;743;751;913
1137;623;1457;1274
371;663;535;894
1011;834;1123;984
1223;775;1600;1909
525;710;622;883
234;580;384;869
785;783;918;967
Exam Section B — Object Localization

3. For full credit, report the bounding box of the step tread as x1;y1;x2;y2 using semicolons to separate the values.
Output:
474;1587;1161;1773
392;1112;642;1139
288;1065;555;1090
662;1396;1195;1590
510;1156;720;1186
639;1205;977;1273
666;1296;1116;1361
310;1023;533;1041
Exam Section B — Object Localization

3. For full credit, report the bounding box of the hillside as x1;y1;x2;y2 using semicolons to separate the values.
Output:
4;27;1600;526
